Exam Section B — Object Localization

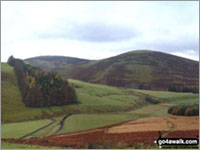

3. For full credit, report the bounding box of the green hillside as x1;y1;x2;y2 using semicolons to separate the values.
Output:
1;63;141;123
1;63;44;123
134;89;199;104
25;50;199;90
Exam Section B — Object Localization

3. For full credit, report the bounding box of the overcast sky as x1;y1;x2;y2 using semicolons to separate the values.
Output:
1;1;199;62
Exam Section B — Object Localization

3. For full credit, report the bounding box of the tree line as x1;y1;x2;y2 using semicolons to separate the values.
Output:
8;56;78;107
168;104;199;116
138;84;199;94
168;86;199;93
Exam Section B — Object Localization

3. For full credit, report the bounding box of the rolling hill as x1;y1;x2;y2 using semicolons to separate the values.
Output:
25;50;199;90
25;56;91;71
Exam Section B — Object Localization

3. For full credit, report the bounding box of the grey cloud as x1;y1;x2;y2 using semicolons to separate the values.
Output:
135;34;198;53
39;23;140;42
153;38;198;53
116;33;199;58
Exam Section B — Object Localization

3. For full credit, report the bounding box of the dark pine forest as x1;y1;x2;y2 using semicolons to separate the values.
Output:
8;56;78;107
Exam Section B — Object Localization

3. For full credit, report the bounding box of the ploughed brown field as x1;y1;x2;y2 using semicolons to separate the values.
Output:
3;116;199;148
107;116;199;133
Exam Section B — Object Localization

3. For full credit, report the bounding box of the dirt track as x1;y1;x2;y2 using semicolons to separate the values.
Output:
2;116;199;148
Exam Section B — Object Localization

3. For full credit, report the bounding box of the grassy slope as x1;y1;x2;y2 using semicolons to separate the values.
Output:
70;79;139;106
1;141;64;149
1;63;78;123
1;63;140;123
134;89;199;104
1;119;51;138
126;104;169;116
1;63;45;123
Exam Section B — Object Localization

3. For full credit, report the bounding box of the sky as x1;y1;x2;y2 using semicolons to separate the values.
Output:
1;1;199;62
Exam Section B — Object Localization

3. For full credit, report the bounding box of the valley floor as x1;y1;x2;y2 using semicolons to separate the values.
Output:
2;115;199;149
2;101;199;149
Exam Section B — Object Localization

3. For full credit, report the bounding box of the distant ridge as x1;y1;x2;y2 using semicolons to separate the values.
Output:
25;50;199;90
25;56;91;71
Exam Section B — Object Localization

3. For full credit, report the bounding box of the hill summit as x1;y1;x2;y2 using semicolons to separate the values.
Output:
25;50;199;90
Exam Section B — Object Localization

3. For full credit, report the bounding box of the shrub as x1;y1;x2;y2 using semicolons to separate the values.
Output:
168;104;199;116
168;85;199;93
145;96;160;104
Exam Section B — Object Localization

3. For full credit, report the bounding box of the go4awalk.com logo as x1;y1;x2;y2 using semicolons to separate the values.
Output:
154;137;199;149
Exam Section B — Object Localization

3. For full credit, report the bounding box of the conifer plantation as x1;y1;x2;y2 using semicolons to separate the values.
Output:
7;56;78;107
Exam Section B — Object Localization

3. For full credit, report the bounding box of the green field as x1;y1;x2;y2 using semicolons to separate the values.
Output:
134;89;199;104
25;116;64;138
58;113;144;134
126;104;169;117
58;103;170;134
70;79;139;106
1;119;51;138
1;141;64;149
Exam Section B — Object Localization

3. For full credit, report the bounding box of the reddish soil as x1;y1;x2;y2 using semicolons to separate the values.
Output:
2;120;199;148
107;116;199;133
2;130;198;148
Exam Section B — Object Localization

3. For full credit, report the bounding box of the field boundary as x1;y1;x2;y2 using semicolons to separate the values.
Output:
19;118;56;139
53;114;72;135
